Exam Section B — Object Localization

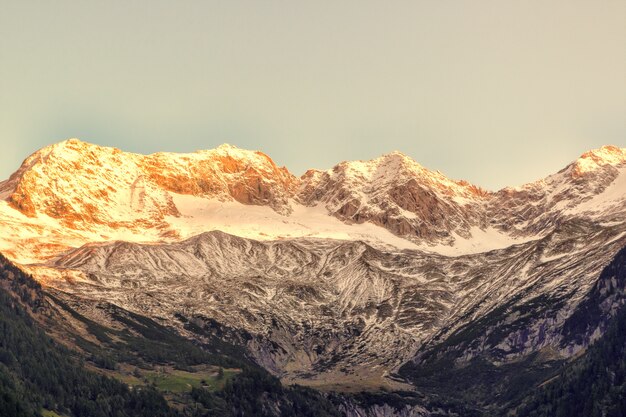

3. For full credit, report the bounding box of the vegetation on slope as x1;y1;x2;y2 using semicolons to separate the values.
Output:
0;255;179;417
512;247;626;417
0;253;343;417
2;245;626;417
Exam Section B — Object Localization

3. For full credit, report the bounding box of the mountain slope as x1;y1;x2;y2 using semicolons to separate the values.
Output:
0;139;625;415
2;252;482;417
397;240;626;411
511;246;626;417
32;216;626;390
0;253;353;417
0;253;180;417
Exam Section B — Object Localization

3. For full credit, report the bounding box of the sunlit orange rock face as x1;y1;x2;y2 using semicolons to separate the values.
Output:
141;149;297;212
571;146;626;179
0;140;304;263
0;139;624;265
2;139;298;232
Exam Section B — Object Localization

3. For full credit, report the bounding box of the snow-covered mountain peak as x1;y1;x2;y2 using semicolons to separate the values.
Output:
297;152;489;245
344;150;421;171
26;138;121;166
0;139;302;262
190;142;280;169
571;145;626;176
0;140;624;265
33;137;92;154
215;142;238;150
317;150;480;197
375;150;422;167
2;139;298;218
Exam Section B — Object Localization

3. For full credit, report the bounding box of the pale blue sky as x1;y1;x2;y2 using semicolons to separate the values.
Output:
0;1;624;189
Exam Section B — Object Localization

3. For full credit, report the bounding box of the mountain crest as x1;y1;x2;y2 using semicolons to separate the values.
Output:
572;145;626;175
0;139;624;264
0;139;298;226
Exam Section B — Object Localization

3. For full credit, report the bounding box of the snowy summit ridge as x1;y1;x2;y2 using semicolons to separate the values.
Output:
0;139;624;263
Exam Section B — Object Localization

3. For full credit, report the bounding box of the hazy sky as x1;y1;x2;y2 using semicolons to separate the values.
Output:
1;1;624;189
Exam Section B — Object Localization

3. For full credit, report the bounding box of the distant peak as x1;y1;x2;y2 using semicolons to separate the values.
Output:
580;145;625;162
193;143;267;160
215;143;239;150
382;150;409;158
337;150;420;171
211;143;257;157
377;150;422;167
61;137;85;145
53;138;100;150
34;138;118;159
573;145;626;175
36;138;81;152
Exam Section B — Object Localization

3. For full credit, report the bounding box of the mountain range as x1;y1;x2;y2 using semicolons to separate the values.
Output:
0;139;625;416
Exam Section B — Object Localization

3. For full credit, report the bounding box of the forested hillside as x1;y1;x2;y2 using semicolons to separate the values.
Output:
2;247;626;417
511;247;626;417
0;254;341;417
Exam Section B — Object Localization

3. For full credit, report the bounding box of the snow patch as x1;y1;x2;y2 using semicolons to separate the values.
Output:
419;226;540;256
166;193;420;251
565;166;626;216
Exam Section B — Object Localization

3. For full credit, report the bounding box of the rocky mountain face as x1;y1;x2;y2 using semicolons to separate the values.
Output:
34;217;626;389
2;139;296;221
297;152;488;241
1;139;624;263
0;139;298;261
0;139;625;415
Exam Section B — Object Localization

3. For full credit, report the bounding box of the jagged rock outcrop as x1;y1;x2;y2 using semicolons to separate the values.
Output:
297;152;488;242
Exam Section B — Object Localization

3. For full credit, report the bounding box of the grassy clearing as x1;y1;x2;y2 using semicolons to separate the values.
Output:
144;367;238;392
95;363;240;394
